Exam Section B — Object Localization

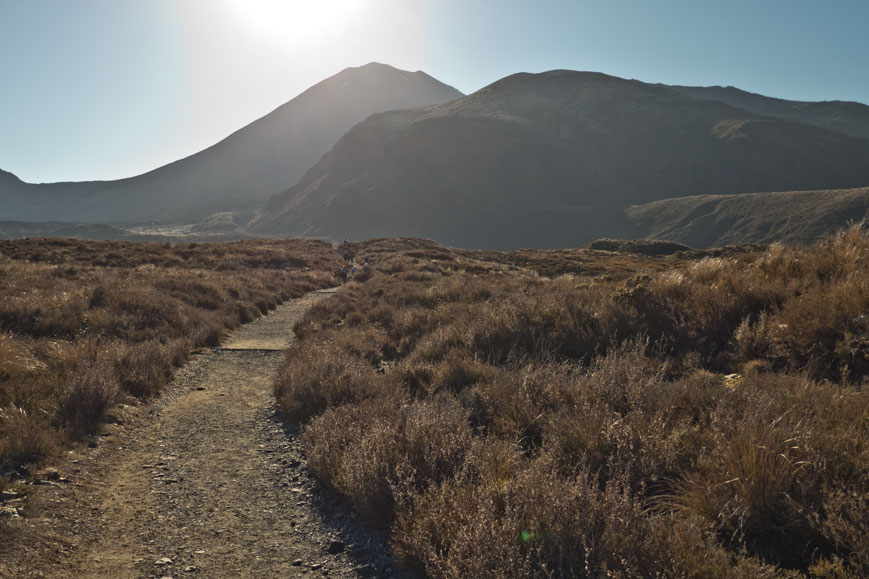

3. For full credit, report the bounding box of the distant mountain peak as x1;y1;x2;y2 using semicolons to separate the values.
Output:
356;61;401;71
479;69;673;102
0;64;463;224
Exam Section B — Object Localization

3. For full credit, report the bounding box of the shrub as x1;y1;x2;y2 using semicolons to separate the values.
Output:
304;396;473;527
394;460;658;578
0;406;56;466
277;233;869;576
60;349;119;434
274;342;395;423
116;340;176;398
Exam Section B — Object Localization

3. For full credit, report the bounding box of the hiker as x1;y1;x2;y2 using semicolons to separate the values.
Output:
340;264;348;282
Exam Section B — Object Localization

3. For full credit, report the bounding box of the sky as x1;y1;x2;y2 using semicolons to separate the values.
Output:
2;0;868;184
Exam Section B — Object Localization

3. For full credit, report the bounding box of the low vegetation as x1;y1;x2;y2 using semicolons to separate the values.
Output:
0;238;341;479
276;228;869;577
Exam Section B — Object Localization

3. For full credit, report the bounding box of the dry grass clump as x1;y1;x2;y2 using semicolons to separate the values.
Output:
59;343;120;434
304;396;474;528
273;337;398;423
276;229;869;577
0;238;341;475
0;406;56;466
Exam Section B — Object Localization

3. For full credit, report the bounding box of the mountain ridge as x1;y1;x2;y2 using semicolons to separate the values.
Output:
669;84;869;140
252;69;869;249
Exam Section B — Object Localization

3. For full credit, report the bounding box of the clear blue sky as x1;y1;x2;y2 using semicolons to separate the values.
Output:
2;0;868;184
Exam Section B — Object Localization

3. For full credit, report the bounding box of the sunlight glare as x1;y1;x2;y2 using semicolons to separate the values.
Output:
228;0;366;48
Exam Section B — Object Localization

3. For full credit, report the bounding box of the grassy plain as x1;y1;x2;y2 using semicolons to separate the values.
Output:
277;231;869;577
0;238;340;478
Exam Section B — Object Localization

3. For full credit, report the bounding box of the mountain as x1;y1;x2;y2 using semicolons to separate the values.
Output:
252;70;869;249
0;63;463;225
626;187;869;248
669;85;869;140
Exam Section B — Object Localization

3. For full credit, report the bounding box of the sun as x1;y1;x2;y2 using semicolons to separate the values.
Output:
228;0;365;48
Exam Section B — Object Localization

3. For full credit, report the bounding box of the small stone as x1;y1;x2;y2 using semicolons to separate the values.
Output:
41;468;61;480
310;563;322;570
193;550;207;555
326;540;345;555
155;557;173;566
292;559;303;566
0;506;20;519
0;490;21;501
184;566;198;573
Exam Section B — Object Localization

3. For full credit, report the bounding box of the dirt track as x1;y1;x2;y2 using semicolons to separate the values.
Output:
2;289;409;578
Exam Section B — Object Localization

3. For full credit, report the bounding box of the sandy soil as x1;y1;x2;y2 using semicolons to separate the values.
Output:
1;289;411;578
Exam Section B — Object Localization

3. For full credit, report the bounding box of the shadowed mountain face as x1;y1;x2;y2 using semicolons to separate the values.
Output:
670;85;869;140
0;63;463;225
252;70;869;249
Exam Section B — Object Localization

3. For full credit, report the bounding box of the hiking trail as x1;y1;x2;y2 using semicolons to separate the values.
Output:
3;289;409;578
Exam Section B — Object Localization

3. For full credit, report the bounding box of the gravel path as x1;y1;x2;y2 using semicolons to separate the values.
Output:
2;289;410;578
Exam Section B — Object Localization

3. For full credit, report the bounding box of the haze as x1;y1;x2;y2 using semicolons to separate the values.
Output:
2;0;868;183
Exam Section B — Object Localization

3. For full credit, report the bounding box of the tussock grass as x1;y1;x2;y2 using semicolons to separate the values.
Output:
276;229;869;577
0;238;341;475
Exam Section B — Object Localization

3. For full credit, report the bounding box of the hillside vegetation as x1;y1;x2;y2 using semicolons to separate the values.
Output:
275;230;869;577
628;187;869;248
0;238;340;479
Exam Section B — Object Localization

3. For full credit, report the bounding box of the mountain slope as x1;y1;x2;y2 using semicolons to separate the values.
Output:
670;85;869;140
252;70;869;249
627;187;869;248
0;63;463;224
